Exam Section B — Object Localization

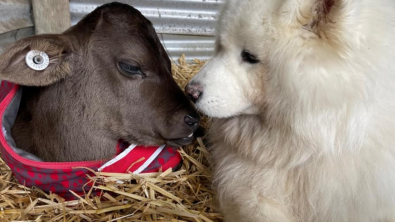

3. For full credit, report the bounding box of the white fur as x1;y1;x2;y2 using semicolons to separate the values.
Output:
190;0;395;221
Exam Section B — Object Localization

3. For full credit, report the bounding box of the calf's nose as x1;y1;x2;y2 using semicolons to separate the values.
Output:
184;115;200;131
185;82;203;103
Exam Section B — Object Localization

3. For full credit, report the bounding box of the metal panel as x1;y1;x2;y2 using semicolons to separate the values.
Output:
0;0;222;61
0;27;34;54
0;0;34;53
70;0;222;35
160;34;215;62
0;0;33;33
70;0;223;61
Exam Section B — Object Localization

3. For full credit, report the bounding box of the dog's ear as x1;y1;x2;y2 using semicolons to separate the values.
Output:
0;35;73;86
301;0;340;36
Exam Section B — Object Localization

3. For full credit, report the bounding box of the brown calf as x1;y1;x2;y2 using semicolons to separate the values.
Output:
0;2;199;162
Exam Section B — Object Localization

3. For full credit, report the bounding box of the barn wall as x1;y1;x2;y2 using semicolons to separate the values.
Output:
0;0;223;61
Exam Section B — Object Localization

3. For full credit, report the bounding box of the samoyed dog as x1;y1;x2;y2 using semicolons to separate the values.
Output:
186;0;395;221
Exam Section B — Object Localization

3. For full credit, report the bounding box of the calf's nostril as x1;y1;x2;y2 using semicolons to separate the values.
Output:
184;115;199;128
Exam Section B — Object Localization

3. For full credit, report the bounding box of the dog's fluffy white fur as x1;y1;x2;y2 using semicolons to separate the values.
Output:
189;0;395;221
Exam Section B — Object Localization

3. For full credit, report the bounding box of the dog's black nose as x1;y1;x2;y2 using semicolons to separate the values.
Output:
185;82;203;103
184;115;200;131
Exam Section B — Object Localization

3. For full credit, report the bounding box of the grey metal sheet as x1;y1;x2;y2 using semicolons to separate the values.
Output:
0;0;34;53
70;0;223;61
160;34;215;62
0;0;33;34
70;0;222;36
0;27;34;54
0;0;222;61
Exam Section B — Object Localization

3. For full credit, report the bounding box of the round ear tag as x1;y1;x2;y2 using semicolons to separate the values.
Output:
25;50;49;71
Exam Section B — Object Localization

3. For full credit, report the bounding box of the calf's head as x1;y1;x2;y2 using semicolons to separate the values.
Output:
0;2;199;161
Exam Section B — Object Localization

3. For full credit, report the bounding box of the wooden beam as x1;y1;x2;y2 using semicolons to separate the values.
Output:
32;0;71;34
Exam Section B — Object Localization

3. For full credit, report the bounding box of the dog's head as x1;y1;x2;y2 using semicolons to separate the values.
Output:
187;0;374;118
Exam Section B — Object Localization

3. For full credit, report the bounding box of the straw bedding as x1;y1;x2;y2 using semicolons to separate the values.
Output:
0;55;223;222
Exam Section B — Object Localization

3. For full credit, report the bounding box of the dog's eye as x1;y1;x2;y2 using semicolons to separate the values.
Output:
241;50;260;64
118;62;145;77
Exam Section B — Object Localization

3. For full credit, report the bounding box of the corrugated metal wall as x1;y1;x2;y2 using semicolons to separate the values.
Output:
69;0;223;61
0;0;223;61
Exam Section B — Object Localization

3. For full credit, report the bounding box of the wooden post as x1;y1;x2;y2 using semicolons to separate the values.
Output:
32;0;71;34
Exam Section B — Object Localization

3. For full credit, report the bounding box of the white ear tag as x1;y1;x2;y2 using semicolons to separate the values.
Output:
25;50;49;71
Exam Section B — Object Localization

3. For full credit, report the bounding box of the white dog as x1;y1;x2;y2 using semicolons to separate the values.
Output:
186;0;395;221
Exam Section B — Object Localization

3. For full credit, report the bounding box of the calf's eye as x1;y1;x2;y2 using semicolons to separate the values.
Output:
241;50;260;64
118;62;145;77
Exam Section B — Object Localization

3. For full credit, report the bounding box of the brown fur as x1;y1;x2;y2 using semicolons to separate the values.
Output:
0;2;199;162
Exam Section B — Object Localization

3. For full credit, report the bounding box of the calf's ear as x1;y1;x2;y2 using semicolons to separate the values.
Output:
0;34;73;86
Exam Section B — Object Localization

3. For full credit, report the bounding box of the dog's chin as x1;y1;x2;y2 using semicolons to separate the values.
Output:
196;101;259;119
